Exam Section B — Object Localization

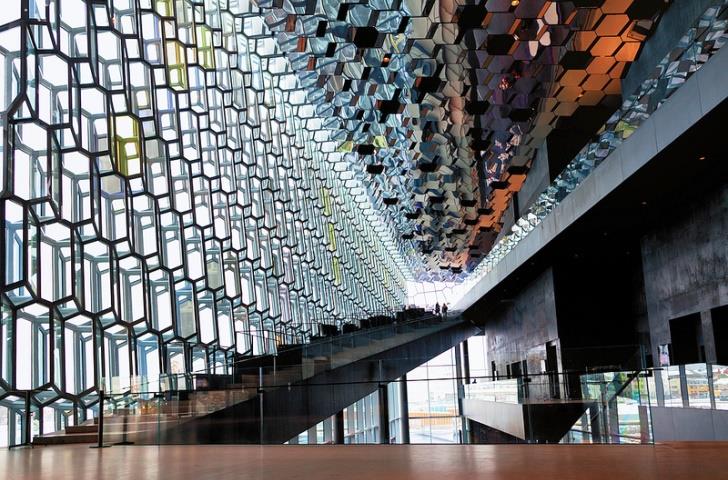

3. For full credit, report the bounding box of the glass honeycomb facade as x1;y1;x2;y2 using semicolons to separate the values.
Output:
0;0;409;435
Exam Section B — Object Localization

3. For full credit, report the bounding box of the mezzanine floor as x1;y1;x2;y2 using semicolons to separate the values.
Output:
3;443;728;480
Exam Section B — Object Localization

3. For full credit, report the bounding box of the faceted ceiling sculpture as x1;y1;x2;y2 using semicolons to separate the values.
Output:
258;0;668;280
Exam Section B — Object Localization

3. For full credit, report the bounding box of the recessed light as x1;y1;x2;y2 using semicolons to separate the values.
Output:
698;155;706;161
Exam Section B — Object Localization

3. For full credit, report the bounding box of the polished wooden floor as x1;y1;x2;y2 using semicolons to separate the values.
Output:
3;443;728;480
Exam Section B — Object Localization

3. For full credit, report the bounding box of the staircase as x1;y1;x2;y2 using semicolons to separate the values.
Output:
33;419;99;446
100;313;478;444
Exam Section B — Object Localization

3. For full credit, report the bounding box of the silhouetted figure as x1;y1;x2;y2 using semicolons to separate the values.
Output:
434;302;440;317
442;303;448;320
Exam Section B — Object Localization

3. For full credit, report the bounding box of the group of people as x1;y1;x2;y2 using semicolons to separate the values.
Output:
433;302;448;319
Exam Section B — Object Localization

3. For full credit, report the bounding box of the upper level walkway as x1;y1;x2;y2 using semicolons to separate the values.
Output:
453;23;728;313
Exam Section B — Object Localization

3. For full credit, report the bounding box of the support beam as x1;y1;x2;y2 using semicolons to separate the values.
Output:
378;384;390;444
399;375;410;444
334;411;345;445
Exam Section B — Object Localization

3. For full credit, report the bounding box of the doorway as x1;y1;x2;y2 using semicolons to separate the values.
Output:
546;342;560;399
712;305;728;364
669;313;703;364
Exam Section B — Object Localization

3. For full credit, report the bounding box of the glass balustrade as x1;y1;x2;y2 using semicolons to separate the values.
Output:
91;340;728;447
8;316;724;449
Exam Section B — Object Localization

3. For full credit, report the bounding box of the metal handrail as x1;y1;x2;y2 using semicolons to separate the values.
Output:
100;309;450;396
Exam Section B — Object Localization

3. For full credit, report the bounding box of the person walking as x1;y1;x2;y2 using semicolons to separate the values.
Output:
434;302;441;317
442;303;448;320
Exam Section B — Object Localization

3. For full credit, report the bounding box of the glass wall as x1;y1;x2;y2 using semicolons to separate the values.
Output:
406;350;462;444
291;347;467;445
290;383;401;445
0;0;410;446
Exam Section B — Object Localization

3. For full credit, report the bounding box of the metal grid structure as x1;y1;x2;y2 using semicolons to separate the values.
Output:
0;0;409;442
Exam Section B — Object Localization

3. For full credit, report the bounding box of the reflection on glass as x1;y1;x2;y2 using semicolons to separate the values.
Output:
713;365;728;410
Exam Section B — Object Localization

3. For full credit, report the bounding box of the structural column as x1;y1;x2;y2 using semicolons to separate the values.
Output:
462;340;471;384
378;384;390;444
700;310;717;363
454;343;468;443
334;410;345;444
399;375;410;444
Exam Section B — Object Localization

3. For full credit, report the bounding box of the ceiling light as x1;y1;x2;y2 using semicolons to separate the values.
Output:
498;77;511;90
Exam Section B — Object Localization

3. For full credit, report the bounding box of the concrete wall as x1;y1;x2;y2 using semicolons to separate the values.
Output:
517;142;550;213
499;142;550;242
652;406;728;442
641;183;728;361
622;0;716;99
462;399;526;440
497;200;517;244
481;268;558;376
